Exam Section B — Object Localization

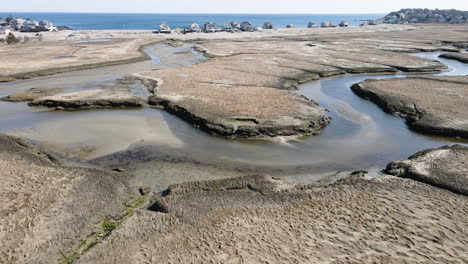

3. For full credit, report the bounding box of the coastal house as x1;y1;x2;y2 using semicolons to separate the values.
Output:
321;21;331;27
263;22;274;29
221;24;234;32
0;19;8;26
286;24;295;28
185;22;201;33
308;22;318;28
0;26;12;35
240;21;253;32
21;20;40;32
204;22;218;33
11;18;26;30
39;20;55;31
230;21;240;29
339;20;349;27
159;23;172;34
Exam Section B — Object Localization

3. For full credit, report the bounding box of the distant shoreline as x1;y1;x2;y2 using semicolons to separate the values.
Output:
0;12;382;30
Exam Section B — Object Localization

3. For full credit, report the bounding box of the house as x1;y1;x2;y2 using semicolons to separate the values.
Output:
286;24;295;28
159;23;171;33
204;22;218;33
263;22;274;29
230;21;240;29
321;21;331;27
221;24;234;32
185;23;201;33
339;20;349;27
11;18;26;30
39;20;55;31
21;20;39;32
240;21;253;32
0;19;8;27
308;22;318;28
0;26;12;35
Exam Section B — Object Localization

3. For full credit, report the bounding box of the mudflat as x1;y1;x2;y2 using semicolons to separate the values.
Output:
77;174;468;264
0;134;145;264
386;145;468;195
351;76;468;138
0;38;152;81
2;24;468;138
440;52;468;63
1;23;468;264
28;89;145;110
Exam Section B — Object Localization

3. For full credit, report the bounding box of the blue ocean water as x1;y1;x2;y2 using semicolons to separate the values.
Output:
0;12;383;30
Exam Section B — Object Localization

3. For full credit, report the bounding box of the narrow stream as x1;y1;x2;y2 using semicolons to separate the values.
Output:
0;46;466;185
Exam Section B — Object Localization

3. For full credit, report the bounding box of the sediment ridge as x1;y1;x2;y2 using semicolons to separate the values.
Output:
351;76;468;139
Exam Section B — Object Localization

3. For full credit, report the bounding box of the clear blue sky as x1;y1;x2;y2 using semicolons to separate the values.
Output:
2;0;467;14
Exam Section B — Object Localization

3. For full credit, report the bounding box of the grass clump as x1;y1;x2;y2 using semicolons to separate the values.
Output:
100;220;118;233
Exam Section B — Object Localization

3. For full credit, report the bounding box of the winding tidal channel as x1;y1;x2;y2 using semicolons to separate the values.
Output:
1;44;467;186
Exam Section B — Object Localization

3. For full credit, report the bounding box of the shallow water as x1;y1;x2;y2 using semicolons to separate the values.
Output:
0;47;467;184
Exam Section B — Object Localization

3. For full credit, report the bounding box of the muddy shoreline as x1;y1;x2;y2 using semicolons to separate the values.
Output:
351;76;468;139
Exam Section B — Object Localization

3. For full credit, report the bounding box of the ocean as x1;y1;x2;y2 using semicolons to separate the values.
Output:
0;12;383;30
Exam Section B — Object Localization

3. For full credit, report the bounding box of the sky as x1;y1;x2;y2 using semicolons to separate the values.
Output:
1;0;467;14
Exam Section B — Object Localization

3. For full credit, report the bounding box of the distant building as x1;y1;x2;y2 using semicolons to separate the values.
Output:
240;21;253;32
221;23;234;32
11;18;26;30
159;23;172;33
321;21;331;28
0;19;8;26
286;24;295;28
339;20;349;27
308;22;318;28
0;26;12;35
185;22;201;33
368;19;383;25
263;22;274;29
230;21;240;29
204;22;218;33
39;20;55;31
21;20;39;32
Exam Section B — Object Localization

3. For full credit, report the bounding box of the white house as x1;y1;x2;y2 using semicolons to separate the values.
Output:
159;23;171;34
203;22;218;33
0;26;12;35
221;24;234;32
186;22;201;33
39;20;55;31
21;20;39;31
321;21;331;27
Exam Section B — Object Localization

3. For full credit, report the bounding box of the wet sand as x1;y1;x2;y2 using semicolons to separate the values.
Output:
78;174;468;264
